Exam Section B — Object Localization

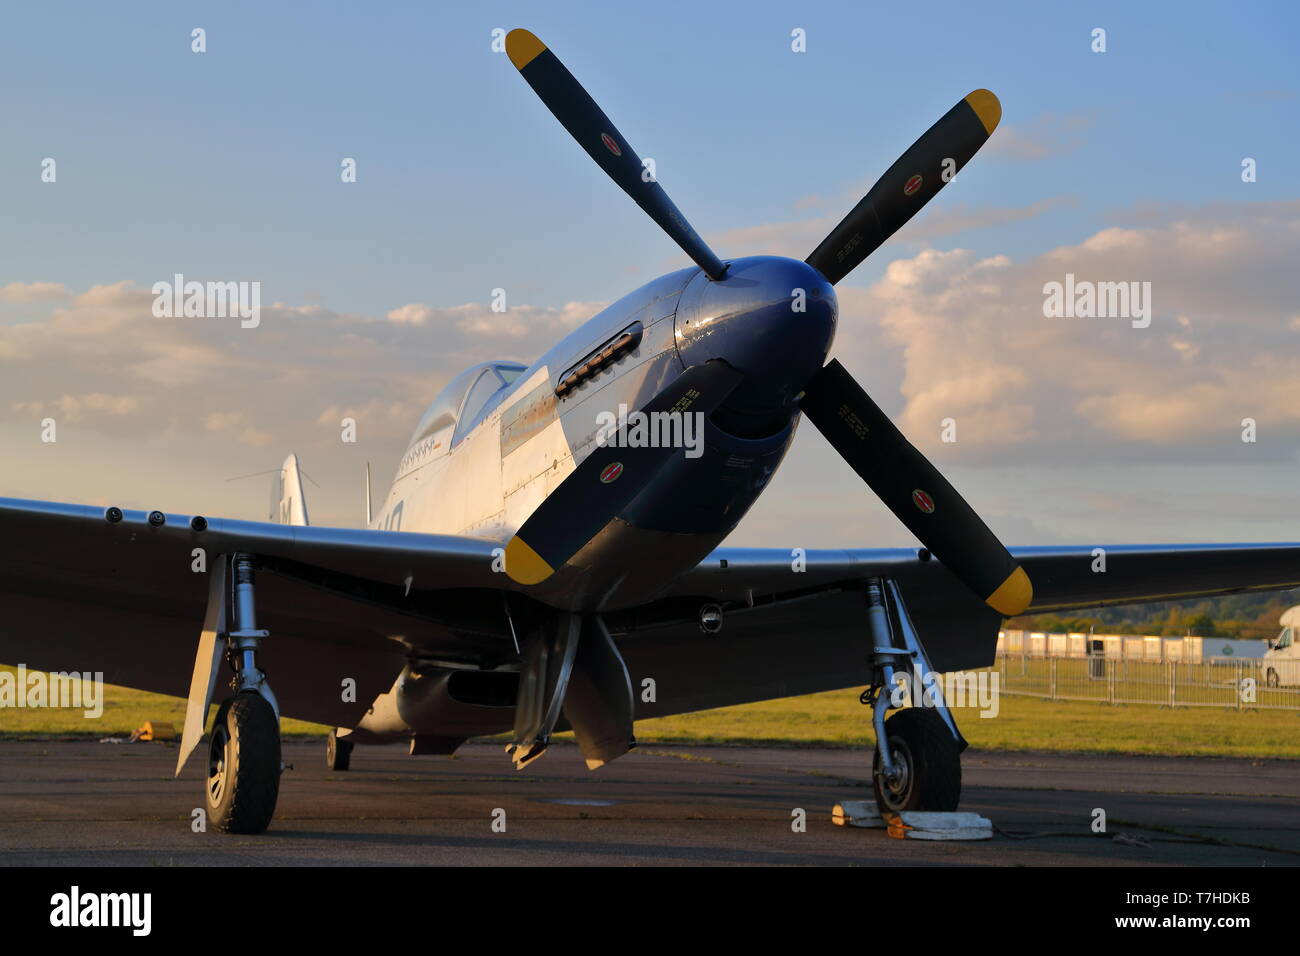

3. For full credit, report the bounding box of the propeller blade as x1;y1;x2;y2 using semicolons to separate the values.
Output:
806;90;1001;285
799;359;1031;616
505;360;744;585
505;28;727;280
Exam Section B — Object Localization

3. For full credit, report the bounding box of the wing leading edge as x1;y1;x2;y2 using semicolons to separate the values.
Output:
0;496;503;593
672;542;1300;611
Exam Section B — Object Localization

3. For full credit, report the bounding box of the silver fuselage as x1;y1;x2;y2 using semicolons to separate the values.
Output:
372;255;837;611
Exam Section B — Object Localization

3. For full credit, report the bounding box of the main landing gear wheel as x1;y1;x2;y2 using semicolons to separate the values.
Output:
872;707;961;812
207;692;281;834
327;729;353;771
1266;668;1280;688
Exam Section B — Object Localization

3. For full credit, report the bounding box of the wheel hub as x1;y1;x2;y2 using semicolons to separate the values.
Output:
880;742;913;808
208;724;230;806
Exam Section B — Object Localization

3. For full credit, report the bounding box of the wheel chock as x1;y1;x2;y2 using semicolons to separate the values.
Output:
832;801;993;840
130;721;177;742
884;811;992;840
832;800;884;828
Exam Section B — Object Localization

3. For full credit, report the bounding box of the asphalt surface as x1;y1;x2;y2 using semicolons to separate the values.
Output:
1;739;1297;865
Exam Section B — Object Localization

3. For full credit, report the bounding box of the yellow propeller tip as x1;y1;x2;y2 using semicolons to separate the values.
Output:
506;29;547;70
504;535;554;585
964;89;1001;136
986;565;1032;617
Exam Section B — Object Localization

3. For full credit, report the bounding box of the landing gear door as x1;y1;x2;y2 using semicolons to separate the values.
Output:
563;617;636;770
175;554;229;777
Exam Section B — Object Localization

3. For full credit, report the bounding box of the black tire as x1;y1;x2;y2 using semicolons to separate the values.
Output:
872;707;962;812
1266;668;1280;688
327;729;353;771
206;693;281;834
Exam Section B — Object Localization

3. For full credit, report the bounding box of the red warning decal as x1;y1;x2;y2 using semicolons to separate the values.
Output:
601;133;622;157
904;174;923;196
600;462;624;484
911;489;935;513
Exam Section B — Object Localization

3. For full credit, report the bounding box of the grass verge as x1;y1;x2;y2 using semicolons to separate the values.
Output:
2;666;1296;758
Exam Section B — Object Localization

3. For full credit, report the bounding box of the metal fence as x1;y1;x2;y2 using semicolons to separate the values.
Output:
994;653;1300;711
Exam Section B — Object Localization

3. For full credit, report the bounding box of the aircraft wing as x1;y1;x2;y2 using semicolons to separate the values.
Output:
5;493;1297;728
669;542;1300;614
631;543;1300;703
0;497;506;728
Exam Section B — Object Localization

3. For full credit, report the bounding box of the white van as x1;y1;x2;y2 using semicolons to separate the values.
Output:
1263;606;1300;687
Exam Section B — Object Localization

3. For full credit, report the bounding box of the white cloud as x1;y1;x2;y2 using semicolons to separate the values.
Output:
829;201;1300;461
11;393;137;422
386;303;435;325
0;281;68;303
202;410;272;447
0;284;609;460
1;200;1295;531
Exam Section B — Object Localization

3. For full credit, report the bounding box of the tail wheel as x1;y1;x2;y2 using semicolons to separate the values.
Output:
327;729;353;771
872;707;962;812
207;692;281;834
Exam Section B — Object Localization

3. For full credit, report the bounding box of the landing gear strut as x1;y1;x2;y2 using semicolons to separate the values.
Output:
206;554;281;834
862;578;964;812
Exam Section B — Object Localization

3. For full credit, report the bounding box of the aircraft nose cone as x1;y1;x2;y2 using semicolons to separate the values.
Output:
674;256;837;414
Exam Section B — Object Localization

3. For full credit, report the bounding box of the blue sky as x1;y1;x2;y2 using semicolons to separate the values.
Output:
3;1;1296;310
1;1;1297;547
